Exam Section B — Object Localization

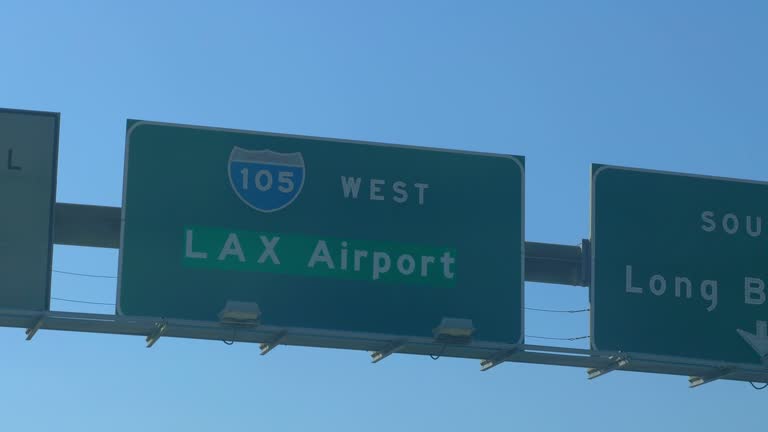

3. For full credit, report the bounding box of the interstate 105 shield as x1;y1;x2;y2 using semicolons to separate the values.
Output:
228;147;305;213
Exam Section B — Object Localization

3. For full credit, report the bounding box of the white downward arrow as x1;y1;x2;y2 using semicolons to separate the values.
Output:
737;320;768;360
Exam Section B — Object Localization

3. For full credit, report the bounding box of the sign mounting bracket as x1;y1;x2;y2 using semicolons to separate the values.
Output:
25;314;47;341
480;348;520;371
370;339;407;363
260;330;288;355
587;355;630;379
689;368;732;388
146;321;168;348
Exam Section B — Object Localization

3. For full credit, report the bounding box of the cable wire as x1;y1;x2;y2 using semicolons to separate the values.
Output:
430;344;447;360
51;271;589;313
525;307;589;313
51;296;115;306
53;270;117;279
750;382;768;390
51;270;591;343
526;334;589;341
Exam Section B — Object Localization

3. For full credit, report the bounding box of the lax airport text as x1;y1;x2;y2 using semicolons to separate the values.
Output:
183;227;456;286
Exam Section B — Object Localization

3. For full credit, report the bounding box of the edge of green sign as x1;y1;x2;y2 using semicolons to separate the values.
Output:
122;119;526;162
589;163;615;352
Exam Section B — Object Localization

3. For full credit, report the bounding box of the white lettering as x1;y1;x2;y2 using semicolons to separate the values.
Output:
747;216;763;238
723;213;739;234
396;254;416;275
745;277;766;305
257;236;280;264
649;275;666;296
420;256;435;277
354;249;368;271
623;265;718;312
370;179;385;201
341;176;362;199
625;265;643;294
218;233;245;262
674;277;692;299
341;178;431;204
373;252;391;280
340;241;349;270
240;167;249;190
701;280;718;312
414;183;429;205
701;211;716;232
278;171;295;193
308;240;335;269
440;252;455;279
185;229;208;259
254;169;273;192
393;181;408;204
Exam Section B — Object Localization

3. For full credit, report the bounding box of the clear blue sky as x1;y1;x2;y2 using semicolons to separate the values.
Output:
2;1;767;430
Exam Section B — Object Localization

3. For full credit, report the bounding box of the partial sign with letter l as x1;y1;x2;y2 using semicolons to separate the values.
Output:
0;108;59;311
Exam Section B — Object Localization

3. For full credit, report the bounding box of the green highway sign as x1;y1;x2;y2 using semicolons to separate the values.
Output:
592;165;768;364
0;109;59;311
119;121;524;344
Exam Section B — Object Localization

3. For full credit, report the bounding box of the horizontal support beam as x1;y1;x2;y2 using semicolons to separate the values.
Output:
54;203;121;249
44;204;768;385
525;241;587;286
53;204;589;286
0;308;765;384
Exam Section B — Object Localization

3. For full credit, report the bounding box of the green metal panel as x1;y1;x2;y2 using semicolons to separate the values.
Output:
119;121;524;344
592;164;768;364
0;109;59;311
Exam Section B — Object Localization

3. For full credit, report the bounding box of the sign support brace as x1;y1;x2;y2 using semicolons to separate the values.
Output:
25;314;47;341
370;340;407;363
480;348;520;371
689;368;731;388
260;330;287;356
146;321;168;348
587;355;630;379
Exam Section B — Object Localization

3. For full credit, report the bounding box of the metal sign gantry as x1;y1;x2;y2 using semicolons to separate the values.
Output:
3;108;767;388
1;203;757;386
